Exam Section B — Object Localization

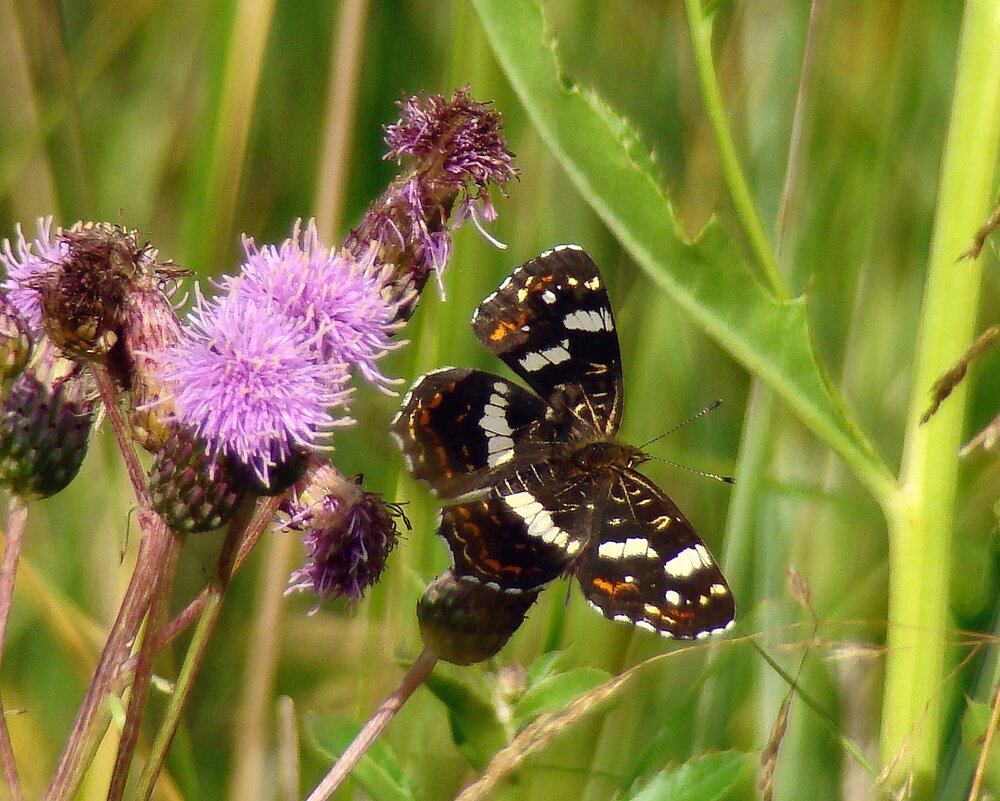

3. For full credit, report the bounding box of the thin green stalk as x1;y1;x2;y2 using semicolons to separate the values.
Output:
882;1;1000;796
683;0;788;302
133;501;254;801
314;0;370;242
184;0;277;272
753;644;879;780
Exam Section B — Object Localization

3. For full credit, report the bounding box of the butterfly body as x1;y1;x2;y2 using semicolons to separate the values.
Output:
392;245;735;639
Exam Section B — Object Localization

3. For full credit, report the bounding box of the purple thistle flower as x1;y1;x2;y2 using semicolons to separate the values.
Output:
284;461;402;605
162;289;352;485
0;217;66;334
384;87;517;193
234;220;404;393
345;87;517;320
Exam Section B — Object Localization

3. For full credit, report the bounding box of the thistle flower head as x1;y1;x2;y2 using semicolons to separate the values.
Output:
1;217;65;334
384;87;517;195
284;462;402;605
0;218;184;367
346;87;517;320
162;289;352;486
235;220;404;392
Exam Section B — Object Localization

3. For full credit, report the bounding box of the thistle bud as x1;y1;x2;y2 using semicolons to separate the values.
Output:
0;343;95;498
0;294;32;379
417;570;539;665
148;425;251;533
123;281;183;452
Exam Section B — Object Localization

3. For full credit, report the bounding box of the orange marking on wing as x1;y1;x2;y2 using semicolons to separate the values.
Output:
591;577;637;598
488;310;530;342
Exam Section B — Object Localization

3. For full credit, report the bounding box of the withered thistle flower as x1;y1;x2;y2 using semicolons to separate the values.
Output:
345;86;517;319
17;222;179;362
284;461;402;605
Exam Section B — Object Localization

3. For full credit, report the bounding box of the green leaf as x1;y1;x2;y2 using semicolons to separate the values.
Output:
422;668;507;770
524;650;564;686
513;666;610;728
304;713;416;801
471;0;894;503
626;752;750;801
960;699;1000;794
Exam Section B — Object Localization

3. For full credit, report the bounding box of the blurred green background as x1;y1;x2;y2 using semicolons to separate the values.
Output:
2;1;999;799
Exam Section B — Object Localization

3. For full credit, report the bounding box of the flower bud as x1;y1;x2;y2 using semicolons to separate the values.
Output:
0;344;95;498
0;294;32;379
417;570;539;665
148;425;250;533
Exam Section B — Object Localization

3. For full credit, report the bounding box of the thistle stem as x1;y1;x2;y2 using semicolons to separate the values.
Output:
44;511;172;801
105;531;185;801
303;648;438;801
133;499;260;801
89;363;151;507
0;498;28;801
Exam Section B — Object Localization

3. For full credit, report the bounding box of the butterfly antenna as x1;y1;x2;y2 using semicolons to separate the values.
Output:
642;400;734;485
649;457;735;485
639;399;723;450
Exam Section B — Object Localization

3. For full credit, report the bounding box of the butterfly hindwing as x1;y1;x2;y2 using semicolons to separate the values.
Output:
390;367;548;498
576;470;734;639
471;245;623;437
440;456;604;592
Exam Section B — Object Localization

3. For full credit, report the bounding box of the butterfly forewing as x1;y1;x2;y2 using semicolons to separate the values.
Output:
472;245;623;437
576;470;734;638
391;367;548;498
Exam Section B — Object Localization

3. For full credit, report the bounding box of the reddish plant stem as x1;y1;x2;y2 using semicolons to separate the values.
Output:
0;697;24;801
115;494;285;681
43;510;172;801
303;648;439;801
0;499;28;801
106;530;185;801
134;500;257;801
89;364;151;507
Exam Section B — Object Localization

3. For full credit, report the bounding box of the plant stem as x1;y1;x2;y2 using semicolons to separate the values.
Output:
115;495;284;681
133;499;257;801
881;1;1000;796
683;0;788;301
89;364;151;507
44;510;173;801
303;648;438;801
0;498;28;801
106;530;185;801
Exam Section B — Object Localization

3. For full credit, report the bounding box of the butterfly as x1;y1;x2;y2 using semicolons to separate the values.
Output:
391;245;734;639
